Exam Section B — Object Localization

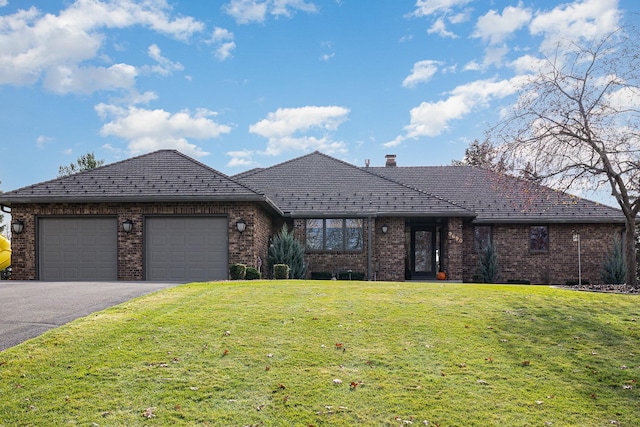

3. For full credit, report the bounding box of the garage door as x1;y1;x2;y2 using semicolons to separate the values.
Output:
145;217;228;282
39;217;118;281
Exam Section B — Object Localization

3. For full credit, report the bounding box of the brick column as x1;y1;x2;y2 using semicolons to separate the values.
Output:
445;217;463;281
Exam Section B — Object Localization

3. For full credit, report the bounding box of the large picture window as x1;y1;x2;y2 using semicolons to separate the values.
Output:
530;225;549;252
305;218;363;251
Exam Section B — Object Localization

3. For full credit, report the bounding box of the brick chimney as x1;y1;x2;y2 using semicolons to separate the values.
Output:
385;154;397;167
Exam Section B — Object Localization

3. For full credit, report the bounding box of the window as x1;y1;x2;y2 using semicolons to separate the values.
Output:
530;226;549;252
305;219;364;251
474;226;492;251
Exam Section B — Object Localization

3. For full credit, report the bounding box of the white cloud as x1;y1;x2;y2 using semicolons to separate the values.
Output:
473;5;532;46
386;76;528;146
0;0;8;7
44;63;138;94
403;60;441;88
95;104;231;158
529;0;621;53
145;44;184;76
250;106;349;155
209;27;236;61
226;149;257;167
427;18;457;38
223;0;316;24
411;0;473;17
36;135;55;149
0;1;203;93
272;0;317;17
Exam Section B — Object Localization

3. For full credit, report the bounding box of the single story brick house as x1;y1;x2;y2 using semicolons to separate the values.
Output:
0;149;626;284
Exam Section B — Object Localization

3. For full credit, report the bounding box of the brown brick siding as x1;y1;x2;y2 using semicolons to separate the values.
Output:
8;201;623;284
293;217;406;281
9;202;274;281
462;222;625;284
443;217;463;281
374;217;405;281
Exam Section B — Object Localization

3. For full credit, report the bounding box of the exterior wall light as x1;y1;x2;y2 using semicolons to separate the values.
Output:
12;220;24;235
381;224;389;234
122;219;134;233
236;219;247;233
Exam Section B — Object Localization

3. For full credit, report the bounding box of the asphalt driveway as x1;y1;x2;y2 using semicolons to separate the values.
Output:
0;281;182;351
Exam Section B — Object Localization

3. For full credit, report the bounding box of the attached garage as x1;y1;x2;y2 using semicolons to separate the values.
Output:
145;216;228;282
39;217;118;281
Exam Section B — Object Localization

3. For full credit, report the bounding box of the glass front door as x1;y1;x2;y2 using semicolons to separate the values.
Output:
412;228;436;278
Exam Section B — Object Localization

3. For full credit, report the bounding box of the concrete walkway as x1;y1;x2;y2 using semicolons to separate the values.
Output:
0;281;182;351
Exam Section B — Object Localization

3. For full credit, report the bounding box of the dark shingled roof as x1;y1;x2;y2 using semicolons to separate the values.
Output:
234;151;474;218
370;165;625;223
0;150;278;212
0;149;625;224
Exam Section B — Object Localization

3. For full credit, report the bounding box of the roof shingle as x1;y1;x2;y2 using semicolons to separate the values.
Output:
0;150;271;206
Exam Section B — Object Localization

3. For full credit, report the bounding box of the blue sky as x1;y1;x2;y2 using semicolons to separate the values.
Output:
0;0;637;197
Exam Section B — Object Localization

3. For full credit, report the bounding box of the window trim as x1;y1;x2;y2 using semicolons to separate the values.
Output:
305;218;364;252
529;225;549;253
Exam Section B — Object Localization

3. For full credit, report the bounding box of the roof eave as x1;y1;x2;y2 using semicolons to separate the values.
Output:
284;210;476;218
471;217;627;224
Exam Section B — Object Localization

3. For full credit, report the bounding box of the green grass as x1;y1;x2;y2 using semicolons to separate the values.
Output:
0;281;639;426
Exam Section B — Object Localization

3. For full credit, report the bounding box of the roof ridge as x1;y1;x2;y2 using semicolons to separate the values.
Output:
364;166;476;215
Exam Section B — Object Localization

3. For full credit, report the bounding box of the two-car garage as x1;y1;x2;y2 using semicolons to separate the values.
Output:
38;217;228;282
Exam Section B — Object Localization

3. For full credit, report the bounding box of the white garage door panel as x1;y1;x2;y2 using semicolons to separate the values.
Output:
146;217;228;282
39;218;117;281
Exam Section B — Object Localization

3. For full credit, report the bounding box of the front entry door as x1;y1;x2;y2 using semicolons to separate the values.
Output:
412;227;436;278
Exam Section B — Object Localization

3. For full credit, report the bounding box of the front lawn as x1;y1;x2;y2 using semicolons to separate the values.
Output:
0;281;638;426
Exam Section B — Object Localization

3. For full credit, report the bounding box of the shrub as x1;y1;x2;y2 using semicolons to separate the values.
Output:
273;264;290;280
478;243;499;284
310;271;333;280
245;267;261;280
337;271;366;280
267;224;306;279
506;279;531;285
229;263;246;280
601;236;626;284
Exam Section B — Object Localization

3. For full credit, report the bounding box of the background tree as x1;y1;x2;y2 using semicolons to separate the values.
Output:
58;152;105;177
452;139;505;172
490;24;640;288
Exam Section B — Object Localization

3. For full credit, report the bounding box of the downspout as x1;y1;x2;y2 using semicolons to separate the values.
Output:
367;216;373;281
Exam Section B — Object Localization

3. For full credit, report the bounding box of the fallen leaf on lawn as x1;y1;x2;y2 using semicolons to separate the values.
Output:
142;407;156;419
477;380;489;385
189;387;199;391
522;360;530;366
223;330;231;336
623;385;633;389
333;378;342;385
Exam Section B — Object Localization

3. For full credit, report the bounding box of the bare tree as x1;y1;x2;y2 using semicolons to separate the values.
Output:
491;24;640;288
